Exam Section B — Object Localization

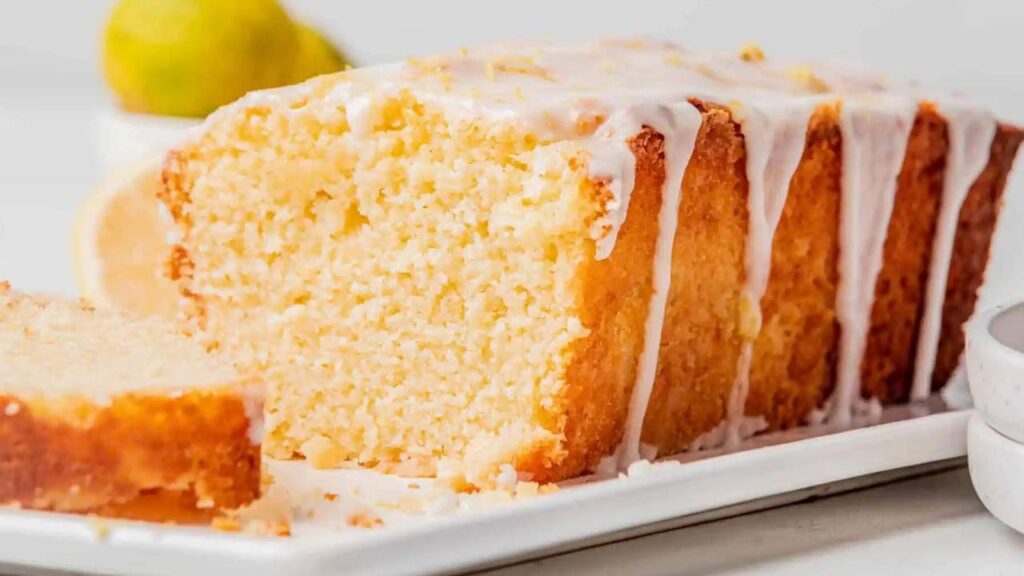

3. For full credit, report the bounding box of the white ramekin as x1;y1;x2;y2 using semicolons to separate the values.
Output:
968;413;1024;534
966;301;1024;443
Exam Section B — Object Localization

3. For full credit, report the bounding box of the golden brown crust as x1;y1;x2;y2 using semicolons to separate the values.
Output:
643;101;748;452
932;123;1024;388
546;102;755;472
861;105;948;403
531;112;1020;477
529;129;661;482
159;151;190;225
0;391;260;518
746;103;842;429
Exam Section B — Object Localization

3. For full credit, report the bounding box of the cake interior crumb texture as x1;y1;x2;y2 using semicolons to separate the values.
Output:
166;89;614;482
0;284;238;399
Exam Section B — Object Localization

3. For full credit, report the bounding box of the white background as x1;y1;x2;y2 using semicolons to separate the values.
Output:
1;0;1022;299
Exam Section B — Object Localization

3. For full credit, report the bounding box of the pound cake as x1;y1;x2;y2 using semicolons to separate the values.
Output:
0;283;261;518
160;39;1022;485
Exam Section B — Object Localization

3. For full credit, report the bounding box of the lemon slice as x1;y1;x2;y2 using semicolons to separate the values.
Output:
74;155;179;319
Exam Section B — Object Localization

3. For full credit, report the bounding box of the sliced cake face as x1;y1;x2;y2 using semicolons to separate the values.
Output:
162;38;1020;484
163;88;613;482
0;284;261;516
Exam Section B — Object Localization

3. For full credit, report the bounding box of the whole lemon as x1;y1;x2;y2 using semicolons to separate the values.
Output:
290;22;350;83
103;0;299;118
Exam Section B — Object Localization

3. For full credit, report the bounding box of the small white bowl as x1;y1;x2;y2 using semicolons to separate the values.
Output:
966;301;1024;443
968;413;1024;534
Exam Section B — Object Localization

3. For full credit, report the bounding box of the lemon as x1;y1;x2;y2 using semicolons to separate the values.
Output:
291;22;349;83
102;0;298;118
74;155;180;319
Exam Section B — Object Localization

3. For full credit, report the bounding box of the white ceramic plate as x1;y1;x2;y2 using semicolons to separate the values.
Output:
0;403;968;576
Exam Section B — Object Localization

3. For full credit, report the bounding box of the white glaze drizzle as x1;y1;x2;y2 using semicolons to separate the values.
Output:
611;103;702;466
911;102;997;399
829;96;917;426
583;113;641;261
689;415;769;452
723;100;815;447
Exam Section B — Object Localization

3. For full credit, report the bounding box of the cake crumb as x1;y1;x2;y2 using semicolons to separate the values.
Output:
374;495;422;513
495;464;518;492
323;492;339;502
210;517;242;533
514;481;540;499
538;483;560;495
225;517;292;537
347;512;383;529
301;437;345;469
786;65;829;92
739;42;765;62
87;517;110;541
436;462;475;493
248;520;292;537
231;482;293;535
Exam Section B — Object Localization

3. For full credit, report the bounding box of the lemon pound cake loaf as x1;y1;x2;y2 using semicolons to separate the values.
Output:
161;39;1021;485
0;283;261;517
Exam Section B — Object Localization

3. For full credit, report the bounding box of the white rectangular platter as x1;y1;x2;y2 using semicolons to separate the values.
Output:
0;403;969;576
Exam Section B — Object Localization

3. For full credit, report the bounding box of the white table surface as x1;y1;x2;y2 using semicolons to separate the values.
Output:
485;468;1024;576
4;4;1024;574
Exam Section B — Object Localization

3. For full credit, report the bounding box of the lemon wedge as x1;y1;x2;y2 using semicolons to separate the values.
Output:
74;155;179;319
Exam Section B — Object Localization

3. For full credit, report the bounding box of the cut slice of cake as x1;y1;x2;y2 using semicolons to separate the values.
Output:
0;283;261;517
160;39;1021;485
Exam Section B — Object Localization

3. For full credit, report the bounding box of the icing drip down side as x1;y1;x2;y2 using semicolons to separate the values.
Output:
911;102;996;400
607;103;702;467
830;96;916;426
723;99;815;448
